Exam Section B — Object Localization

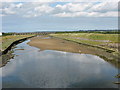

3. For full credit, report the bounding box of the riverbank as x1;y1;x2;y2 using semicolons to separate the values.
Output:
50;33;119;53
1;35;35;51
2;38;119;88
0;35;35;67
50;33;120;61
28;35;120;68
1;34;119;67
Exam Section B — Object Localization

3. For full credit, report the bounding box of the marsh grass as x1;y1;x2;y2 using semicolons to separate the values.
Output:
50;33;120;52
1;35;34;51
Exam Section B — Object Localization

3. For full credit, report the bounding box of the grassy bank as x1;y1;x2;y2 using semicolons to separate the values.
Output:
50;33;120;53
0;35;35;51
0;34;35;67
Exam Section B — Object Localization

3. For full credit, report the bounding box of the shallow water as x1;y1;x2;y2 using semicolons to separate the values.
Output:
2;40;119;88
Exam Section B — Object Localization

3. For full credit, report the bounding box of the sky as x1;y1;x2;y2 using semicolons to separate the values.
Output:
0;1;119;32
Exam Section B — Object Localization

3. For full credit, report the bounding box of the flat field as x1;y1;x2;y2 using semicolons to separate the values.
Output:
50;33;120;52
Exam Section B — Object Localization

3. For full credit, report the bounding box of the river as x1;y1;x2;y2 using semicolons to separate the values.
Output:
1;40;119;88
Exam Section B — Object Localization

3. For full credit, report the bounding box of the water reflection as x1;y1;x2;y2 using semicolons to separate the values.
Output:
2;40;119;88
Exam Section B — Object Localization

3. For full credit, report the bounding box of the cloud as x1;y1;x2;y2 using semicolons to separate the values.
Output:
54;11;118;17
1;2;23;15
89;2;118;12
0;2;119;18
34;5;54;13
53;2;118;17
1;2;54;17
0;0;119;2
2;8;16;15
22;3;54;17
54;12;87;17
15;3;23;8
55;3;93;12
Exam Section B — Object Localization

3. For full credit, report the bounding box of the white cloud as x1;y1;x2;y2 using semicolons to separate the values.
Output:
54;12;88;17
0;14;5;17
89;2;118;12
56;3;93;12
53;2;118;17
1;2;54;17
1;3;23;15
34;5;54;13
0;0;119;2
54;11;118;17
22;3;54;17
15;3;23;8
2;8;16;14
0;2;119;17
100;11;118;17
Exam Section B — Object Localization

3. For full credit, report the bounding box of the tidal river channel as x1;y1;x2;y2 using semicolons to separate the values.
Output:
1;39;119;88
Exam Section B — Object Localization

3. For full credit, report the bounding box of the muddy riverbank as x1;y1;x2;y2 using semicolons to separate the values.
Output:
28;36;120;68
1;35;119;68
0;50;14;67
2;39;119;88
2;36;35;55
0;36;35;67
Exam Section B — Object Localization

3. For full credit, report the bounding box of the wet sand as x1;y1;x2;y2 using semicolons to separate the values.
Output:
28;36;103;54
28;36;119;64
28;36;88;53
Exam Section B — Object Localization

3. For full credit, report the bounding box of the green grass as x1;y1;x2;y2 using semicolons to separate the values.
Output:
1;35;35;51
51;33;119;42
50;33;120;52
64;38;103;45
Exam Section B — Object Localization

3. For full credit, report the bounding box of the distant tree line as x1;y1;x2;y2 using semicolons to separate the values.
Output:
2;30;120;36
2;33;12;36
55;30;120;34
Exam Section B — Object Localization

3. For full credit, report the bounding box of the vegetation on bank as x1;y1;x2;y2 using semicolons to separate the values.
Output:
50;32;120;53
2;33;13;36
1;30;120;53
55;30;120;34
1;35;35;51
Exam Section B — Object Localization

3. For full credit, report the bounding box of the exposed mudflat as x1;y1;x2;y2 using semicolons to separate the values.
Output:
2;40;119;88
28;36;119;67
